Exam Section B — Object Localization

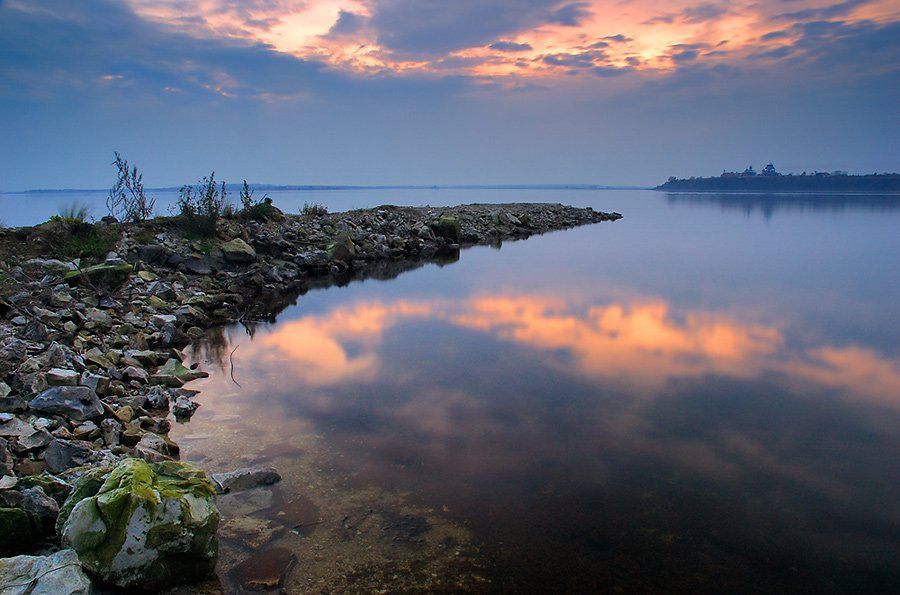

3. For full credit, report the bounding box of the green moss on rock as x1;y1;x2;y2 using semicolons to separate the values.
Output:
58;458;219;590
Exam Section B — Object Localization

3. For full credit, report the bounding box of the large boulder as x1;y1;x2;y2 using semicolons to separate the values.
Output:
0;549;92;595
58;458;219;590
29;386;103;421
221;238;256;263
326;234;356;263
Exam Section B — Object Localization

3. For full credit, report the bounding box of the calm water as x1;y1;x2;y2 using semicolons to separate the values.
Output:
164;189;898;591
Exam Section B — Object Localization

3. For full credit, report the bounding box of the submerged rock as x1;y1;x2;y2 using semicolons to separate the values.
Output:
59;458;219;590
229;546;295;592
0;549;92;595
151;359;207;387
211;466;281;494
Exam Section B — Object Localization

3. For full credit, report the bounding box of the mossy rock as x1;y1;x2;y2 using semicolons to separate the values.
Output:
0;507;38;555
64;263;132;287
58;458;219;590
431;214;461;242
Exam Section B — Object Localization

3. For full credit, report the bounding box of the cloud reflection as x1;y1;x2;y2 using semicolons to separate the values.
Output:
240;293;900;407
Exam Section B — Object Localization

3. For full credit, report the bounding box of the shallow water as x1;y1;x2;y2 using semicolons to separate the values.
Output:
170;189;899;592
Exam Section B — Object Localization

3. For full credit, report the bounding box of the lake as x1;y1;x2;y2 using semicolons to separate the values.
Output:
56;187;896;591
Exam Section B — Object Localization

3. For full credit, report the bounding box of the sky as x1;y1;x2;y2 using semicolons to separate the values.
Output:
0;0;898;190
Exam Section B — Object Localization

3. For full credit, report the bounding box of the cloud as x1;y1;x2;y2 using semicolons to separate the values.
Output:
489;41;534;52
776;0;872;21
327;9;366;36
368;0;597;55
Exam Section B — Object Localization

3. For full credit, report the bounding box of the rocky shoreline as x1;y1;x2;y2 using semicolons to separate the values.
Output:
0;202;621;591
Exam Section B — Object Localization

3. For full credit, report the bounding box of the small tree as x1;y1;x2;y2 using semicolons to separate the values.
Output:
107;152;155;222
176;172;228;236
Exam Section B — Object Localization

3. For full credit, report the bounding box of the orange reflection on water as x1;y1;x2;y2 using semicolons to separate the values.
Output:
243;293;900;407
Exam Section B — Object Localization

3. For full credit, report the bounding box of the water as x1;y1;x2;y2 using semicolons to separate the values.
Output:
163;189;899;591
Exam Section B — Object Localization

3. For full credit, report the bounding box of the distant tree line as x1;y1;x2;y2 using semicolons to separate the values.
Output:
656;173;900;192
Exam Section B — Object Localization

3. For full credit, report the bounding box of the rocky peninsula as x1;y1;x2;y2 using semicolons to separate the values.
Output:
0;202;621;591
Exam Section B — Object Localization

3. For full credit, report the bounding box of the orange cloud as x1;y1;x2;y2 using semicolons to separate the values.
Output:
123;0;900;81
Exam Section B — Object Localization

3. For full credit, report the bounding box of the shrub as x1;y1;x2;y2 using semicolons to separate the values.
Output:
301;202;328;216
107;152;155;222
237;180;280;222
51;201;92;225
176;172;229;236
49;224;119;261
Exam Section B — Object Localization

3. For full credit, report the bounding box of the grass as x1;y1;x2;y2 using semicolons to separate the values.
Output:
48;224;119;261
301;202;328;216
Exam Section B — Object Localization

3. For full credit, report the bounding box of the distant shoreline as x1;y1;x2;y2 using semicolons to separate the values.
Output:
655;173;900;192
3;184;650;194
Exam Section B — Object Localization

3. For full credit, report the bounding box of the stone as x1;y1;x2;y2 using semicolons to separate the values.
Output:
221;238;256;263
86;308;113;328
0;475;16;490
79;372;110;396
218;516;284;549
432;214;461;242
101;418;122;447
29;386;103;421
157;322;190;348
211;466;281;494
21;320;48;341
152;313;177;327
43;439;95;473
64;263;132;287
229;546;295;592
0;392;28;413
20;486;59;533
0;549;92;595
327;234;356;262
47;368;80;386
171;395;199;420
59;458;219;590
134;433;172;462
137;270;158;282
16;427;52;451
151;359;207;388
123;366;149;383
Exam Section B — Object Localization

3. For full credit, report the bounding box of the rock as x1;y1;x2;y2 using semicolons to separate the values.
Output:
79;372;109;396
0;549;92;595
0;438;12;476
221;238;256;263
85;308;113;328
211;466;281;494
29;386;103;421
229;546;295;592
134;433;173;462
327;234;356;262
47;368;80;386
20;486;59;533
219;516;284;549
123;366;149;383
137;270;158;282
59;458;219;590
21;320;48;341
101;418;122;447
0;338;28;374
432;214;461;242
151;359;207;387
157;322;190;348
64;263;132;287
152;313;177;327
138;244;168;264
43;439;95;473
171;395;199;420
0;475;16;490
0;392;28;413
16;427;52;451
0;507;36;555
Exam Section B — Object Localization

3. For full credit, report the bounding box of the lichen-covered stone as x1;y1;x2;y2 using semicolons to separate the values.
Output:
64;263;132;287
58;458;219;590
0;548;92;595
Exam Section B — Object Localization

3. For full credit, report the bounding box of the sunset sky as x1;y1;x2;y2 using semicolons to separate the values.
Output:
1;0;898;189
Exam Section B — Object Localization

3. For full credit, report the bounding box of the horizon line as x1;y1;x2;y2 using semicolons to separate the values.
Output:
3;183;651;194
